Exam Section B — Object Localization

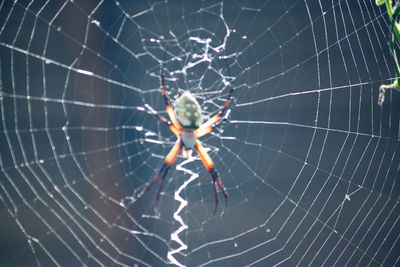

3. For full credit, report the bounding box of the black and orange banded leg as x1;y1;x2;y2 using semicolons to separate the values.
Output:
195;141;227;214
145;104;180;137
195;85;233;138
145;139;183;200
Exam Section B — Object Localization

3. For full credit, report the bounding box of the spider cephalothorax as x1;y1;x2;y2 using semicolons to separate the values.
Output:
145;73;233;214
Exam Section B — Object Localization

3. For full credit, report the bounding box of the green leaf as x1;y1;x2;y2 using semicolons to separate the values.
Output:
375;0;386;6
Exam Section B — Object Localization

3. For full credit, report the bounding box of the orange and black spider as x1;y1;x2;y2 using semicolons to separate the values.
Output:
144;66;233;214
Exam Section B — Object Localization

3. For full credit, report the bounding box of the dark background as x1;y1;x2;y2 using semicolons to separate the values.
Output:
1;0;400;266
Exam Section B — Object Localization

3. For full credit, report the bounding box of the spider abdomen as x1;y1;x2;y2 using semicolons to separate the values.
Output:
174;91;203;130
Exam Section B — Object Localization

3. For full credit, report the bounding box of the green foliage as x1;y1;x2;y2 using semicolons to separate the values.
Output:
375;0;386;6
376;0;400;106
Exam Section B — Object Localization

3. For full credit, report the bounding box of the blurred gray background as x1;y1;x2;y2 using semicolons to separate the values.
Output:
0;0;399;266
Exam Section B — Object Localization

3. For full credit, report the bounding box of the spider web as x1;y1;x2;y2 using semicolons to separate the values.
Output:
1;0;400;266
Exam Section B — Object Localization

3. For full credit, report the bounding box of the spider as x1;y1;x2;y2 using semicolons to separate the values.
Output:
144;70;233;213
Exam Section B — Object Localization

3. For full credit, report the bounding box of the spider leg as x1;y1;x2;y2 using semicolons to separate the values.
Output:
195;85;233;138
195;113;227;138
145;139;182;200
145;104;180;136
161;75;182;130
195;140;227;214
